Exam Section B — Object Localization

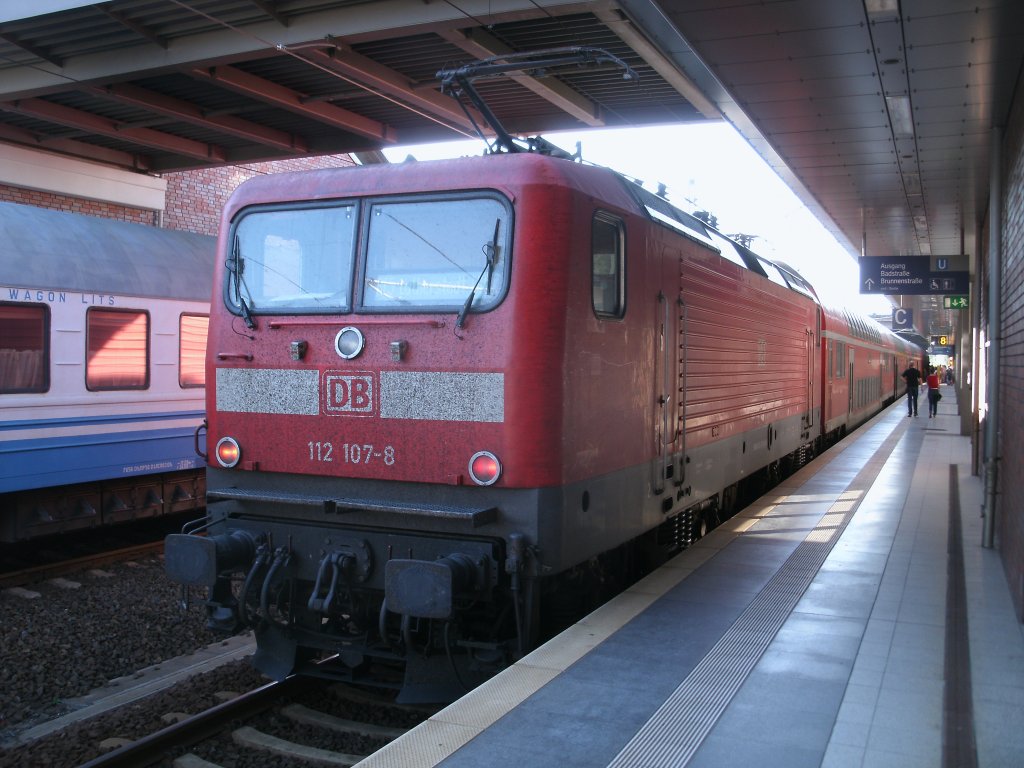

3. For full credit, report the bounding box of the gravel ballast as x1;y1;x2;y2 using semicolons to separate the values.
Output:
0;557;228;739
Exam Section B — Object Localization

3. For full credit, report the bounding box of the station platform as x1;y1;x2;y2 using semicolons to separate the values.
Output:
358;385;1024;768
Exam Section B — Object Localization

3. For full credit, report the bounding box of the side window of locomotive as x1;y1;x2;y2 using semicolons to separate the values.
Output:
362;196;511;311
229;204;356;313
86;309;149;391
592;213;625;319
0;302;49;393
179;313;209;388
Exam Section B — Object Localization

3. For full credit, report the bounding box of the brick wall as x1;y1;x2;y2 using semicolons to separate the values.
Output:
999;73;1024;619
0;184;155;224
162;155;356;236
0;153;356;234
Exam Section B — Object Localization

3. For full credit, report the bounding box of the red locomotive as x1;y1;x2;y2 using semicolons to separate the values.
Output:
165;147;919;700
165;38;917;703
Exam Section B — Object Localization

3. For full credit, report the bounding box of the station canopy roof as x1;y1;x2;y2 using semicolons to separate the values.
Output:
2;1;1022;333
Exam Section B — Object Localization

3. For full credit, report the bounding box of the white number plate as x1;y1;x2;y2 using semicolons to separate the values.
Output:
308;441;395;465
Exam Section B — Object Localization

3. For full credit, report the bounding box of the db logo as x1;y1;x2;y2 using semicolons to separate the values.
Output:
324;372;376;416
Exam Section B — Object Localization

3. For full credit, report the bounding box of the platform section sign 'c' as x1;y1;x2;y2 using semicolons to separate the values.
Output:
859;255;970;295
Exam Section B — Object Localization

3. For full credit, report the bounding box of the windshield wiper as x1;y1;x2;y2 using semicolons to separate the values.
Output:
228;235;256;329
484;217;499;294
456;219;501;330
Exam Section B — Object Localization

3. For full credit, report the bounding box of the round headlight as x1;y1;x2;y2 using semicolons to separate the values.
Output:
215;436;241;468
335;326;365;359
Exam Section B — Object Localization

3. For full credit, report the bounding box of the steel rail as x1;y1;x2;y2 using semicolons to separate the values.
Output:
76;675;310;768
0;541;164;590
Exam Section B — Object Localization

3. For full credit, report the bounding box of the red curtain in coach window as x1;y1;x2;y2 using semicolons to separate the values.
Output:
86;309;148;390
0;304;47;392
178;313;208;388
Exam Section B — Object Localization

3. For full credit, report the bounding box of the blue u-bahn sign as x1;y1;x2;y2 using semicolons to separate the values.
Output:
859;256;970;295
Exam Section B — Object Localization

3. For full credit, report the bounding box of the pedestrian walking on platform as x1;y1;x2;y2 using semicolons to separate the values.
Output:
927;366;941;418
901;362;922;417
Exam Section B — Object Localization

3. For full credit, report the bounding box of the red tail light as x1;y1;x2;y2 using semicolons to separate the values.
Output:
215;436;241;468
469;451;501;486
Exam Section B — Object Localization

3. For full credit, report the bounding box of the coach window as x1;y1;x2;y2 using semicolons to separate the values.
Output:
592;213;625;319
0;303;49;393
86;309;149;390
179;314;208;388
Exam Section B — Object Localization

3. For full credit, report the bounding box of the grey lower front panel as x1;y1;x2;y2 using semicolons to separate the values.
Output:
203;408;814;582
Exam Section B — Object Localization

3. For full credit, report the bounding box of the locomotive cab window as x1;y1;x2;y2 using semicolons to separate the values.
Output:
86;309;149;390
225;194;512;317
228;204;356;314
362;195;511;312
0;303;49;393
592;213;625;318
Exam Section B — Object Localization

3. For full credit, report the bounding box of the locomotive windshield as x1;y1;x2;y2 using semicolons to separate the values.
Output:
231;204;356;312
227;194;511;316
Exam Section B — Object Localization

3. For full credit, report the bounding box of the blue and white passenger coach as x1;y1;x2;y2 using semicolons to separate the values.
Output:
0;201;215;541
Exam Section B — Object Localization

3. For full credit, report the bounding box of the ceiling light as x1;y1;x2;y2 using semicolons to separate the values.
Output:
865;0;899;18
886;95;914;137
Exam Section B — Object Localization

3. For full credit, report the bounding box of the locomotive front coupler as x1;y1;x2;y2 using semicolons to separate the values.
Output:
165;529;259;587
165;529;262;632
384;553;490;620
308;551;353;614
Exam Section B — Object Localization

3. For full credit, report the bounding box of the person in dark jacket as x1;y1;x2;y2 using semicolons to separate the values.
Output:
901;362;922;417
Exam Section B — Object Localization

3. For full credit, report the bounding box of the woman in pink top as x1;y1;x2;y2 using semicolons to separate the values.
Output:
927;366;941;418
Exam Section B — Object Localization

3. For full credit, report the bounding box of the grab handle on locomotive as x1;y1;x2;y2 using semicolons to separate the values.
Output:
194;418;208;461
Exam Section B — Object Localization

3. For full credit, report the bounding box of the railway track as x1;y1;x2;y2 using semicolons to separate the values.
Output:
0;510;200;587
0;541;165;590
77;677;427;768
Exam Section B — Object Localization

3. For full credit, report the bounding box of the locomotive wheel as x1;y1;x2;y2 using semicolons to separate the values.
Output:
720;484;739;519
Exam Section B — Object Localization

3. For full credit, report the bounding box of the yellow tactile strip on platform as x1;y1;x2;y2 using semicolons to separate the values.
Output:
356;664;559;767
